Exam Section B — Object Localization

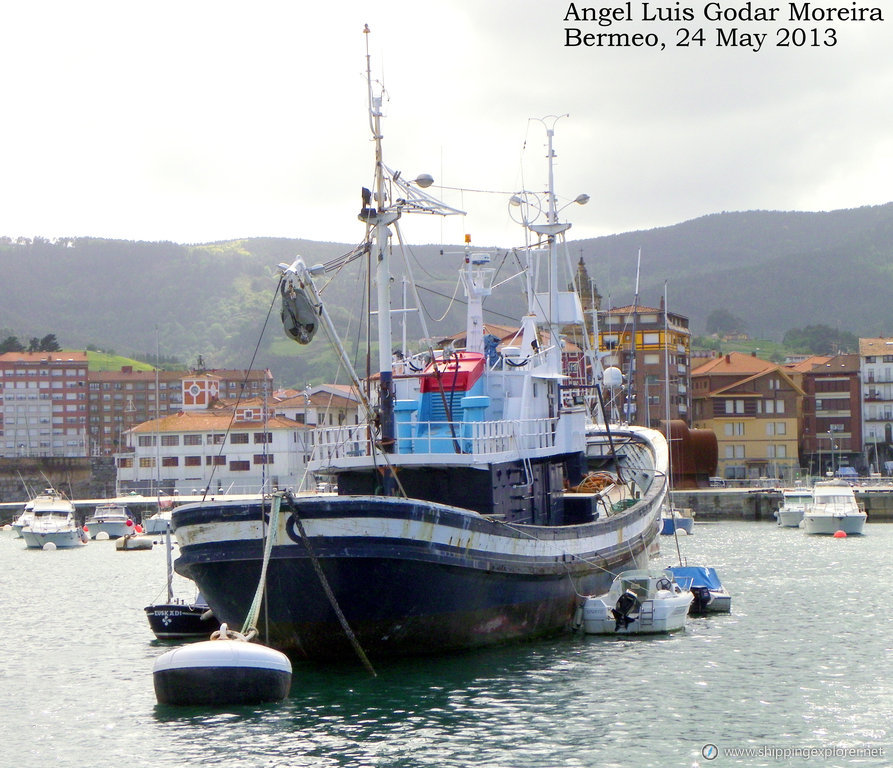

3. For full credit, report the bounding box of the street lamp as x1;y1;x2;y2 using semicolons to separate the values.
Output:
827;429;836;476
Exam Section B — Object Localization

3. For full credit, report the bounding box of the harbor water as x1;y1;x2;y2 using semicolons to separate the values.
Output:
1;522;890;768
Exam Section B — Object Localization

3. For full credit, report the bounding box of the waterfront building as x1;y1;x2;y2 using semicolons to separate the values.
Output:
274;385;362;428
691;352;802;483
597;297;692;427
88;366;273;456
0;351;88;457
798;354;862;476
858;338;893;474
114;399;309;495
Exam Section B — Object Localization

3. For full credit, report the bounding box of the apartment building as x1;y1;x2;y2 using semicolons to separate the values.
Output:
89;366;273;455
597;298;692;426
859;338;893;473
0;351;88;457
799;354;862;475
691;352;802;482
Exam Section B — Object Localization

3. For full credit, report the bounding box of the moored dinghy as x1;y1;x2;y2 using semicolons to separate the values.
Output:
578;569;693;635
146;527;215;640
116;523;154;550
667;565;731;614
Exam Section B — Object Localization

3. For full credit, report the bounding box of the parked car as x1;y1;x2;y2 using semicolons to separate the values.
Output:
708;477;727;487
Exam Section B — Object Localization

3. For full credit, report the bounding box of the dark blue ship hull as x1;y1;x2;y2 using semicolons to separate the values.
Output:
173;494;660;660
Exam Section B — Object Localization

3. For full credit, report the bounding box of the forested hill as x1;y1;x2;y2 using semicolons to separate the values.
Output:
577;203;893;338
2;202;892;387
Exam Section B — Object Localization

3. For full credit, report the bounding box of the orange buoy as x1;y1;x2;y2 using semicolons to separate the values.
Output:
833;530;847;538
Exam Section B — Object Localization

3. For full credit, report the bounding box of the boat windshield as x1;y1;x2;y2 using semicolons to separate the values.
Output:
619;578;651;598
814;494;854;505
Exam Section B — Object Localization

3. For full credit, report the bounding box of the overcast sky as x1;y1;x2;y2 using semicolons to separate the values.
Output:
2;1;890;248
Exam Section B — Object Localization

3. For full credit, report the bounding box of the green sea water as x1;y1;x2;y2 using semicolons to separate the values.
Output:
1;521;890;767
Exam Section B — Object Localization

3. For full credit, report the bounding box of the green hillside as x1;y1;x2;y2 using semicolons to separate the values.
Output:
2;202;892;387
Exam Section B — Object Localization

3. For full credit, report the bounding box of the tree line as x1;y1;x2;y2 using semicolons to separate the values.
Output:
0;333;62;353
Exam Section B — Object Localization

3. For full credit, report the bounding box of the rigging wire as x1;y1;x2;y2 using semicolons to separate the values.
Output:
199;277;283;503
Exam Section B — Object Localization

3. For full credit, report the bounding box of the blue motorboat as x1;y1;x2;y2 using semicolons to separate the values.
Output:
667;565;731;614
660;506;694;535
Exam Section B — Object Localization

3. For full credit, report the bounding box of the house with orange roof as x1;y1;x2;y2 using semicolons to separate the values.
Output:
115;401;311;495
274;385;362;428
691;352;803;482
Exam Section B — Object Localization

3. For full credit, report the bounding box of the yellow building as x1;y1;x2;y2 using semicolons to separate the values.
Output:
691;352;803;483
598;298;692;426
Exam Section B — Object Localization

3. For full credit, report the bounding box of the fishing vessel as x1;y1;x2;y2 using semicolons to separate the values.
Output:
171;28;666;661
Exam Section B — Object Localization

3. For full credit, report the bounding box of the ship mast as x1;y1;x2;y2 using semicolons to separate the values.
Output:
362;25;401;466
521;118;589;376
357;25;464;488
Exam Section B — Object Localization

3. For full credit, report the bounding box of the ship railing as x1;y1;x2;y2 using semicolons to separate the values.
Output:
310;416;560;460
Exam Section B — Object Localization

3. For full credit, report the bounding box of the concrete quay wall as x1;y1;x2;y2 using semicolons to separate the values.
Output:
672;488;893;522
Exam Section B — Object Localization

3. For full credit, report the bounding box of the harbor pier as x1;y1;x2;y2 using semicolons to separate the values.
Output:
672;486;893;522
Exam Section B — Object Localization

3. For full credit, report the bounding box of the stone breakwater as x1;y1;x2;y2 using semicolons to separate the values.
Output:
671;487;893;522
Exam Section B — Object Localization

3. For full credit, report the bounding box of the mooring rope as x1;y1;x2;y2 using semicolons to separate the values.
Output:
239;493;283;639
283;491;377;677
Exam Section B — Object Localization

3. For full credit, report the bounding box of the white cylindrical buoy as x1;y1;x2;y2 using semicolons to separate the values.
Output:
152;633;292;706
42;541;57;551
95;531;110;541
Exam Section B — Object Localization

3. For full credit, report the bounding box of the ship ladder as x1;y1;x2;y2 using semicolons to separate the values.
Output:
639;600;655;627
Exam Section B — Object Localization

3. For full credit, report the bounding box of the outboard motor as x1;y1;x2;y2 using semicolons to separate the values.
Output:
611;589;640;631
690;586;713;614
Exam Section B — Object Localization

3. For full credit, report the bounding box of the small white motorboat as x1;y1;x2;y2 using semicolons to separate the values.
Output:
20;489;87;549
11;500;35;539
775;487;812;527
85;503;133;539
802;480;866;535
578;569;693;635
143;509;173;535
